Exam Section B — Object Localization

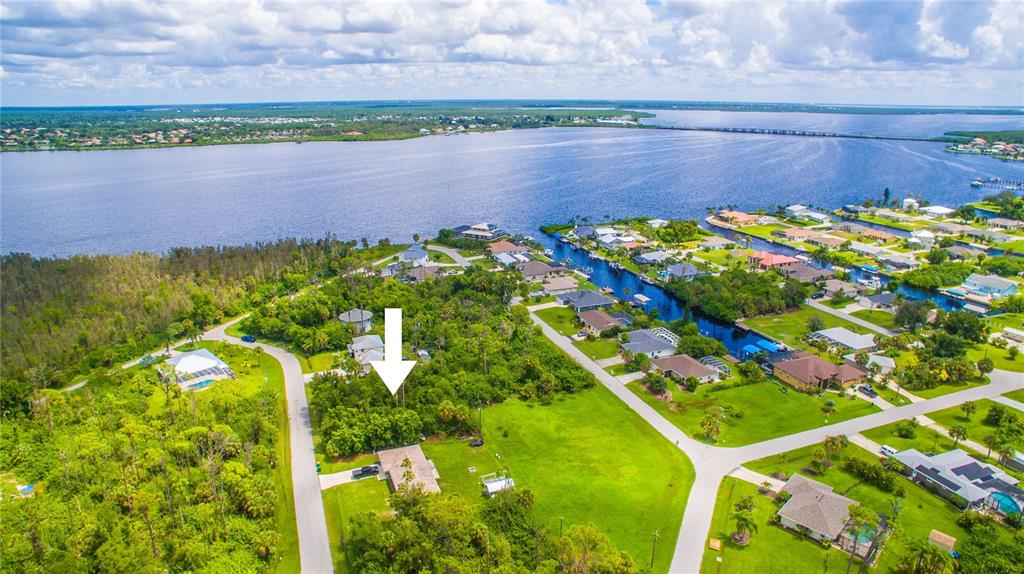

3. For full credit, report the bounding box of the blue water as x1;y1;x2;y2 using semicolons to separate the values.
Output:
991;491;1021;515
3;111;1024;257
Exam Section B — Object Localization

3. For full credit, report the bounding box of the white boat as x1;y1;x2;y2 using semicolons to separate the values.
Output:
633;294;651;305
543;249;554;257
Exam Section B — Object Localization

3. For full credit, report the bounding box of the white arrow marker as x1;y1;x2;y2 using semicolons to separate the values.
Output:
370;308;416;395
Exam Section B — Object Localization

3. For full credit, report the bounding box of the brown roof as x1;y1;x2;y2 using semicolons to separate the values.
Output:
542;276;578;292
516;260;553;278
488;240;527;253
784;263;835;282
377;444;441;494
862;228;895;241
777;227;820;239
774;355;863;385
652;354;715;379
406;265;443;281
777;474;857;539
579;310;619;332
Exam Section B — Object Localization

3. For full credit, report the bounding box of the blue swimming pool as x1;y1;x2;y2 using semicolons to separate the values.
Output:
189;380;213;390
992;492;1021;515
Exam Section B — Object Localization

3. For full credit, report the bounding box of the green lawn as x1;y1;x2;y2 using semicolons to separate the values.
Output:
738;224;790;242
322;478;392;573
225;321;249;338
301;351;340;373
701;478;854;574
965;343;1024;373
986;313;1023;332
428;250;456;264
851;309;897;330
573;337;621;360
997;239;1024;252
628;379;879;446
743;305;872;351
861;420;959;455
422;385;694;573
534;306;580;336
698;248;754;268
746;443;970;574
1005;389;1024;402
905;375;987;399
606;363;633;376
927;399;1024;453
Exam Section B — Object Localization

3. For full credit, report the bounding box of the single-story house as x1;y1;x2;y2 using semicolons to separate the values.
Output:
834;221;869;234
878;253;921;270
967;229;1013;244
841;205;873;215
516;260;555;281
339;308;374;333
893;449;1024;516
861;228;895;242
858;292;897;311
454;222;505;241
647;218;670;228
989;217;1024;231
161;349;235;389
773;227;821;241
932;222;973;235
652;354;718;384
349;334;385;372
773;353;865;391
404;265;444;283
377;444;441;494
635;250;673;265
557;290;615;312
963;273;1017;298
849;242;883;257
488;240;529;255
921;205;954;217
909;229;936;247
572;225;596;239
542;275;579;295
777;474;860;547
399;244;430;266
700;236;733;249
822;279;862;298
902;198;920;211
842;352;896;375
579;309;620;334
876;209;911;222
809;327;876;352
621;328;679;359
784;263;835;283
748;251;798;270
947;245;987;261
805;235;845;249
667;262;705;280
718;210;758;226
609;312;635;329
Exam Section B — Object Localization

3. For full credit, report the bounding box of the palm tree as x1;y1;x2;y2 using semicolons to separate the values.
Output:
903;537;952;574
845;505;877;574
731;508;757;546
949;424;968;448
960;400;977;420
824;435;849;464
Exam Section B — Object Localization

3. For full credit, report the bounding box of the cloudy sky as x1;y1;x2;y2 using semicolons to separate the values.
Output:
1;0;1021;107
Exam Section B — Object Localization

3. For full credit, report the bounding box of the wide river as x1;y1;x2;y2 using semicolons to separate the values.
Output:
3;110;1024;257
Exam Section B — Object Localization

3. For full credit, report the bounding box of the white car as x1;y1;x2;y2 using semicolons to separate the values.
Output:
880;445;898;458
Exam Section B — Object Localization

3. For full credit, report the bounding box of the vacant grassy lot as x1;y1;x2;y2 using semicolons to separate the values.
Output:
628;379;879;446
927;399;1024;453
422;385;694;573
698;248;754;268
746;443;970;574
535;306;580;336
427;250;456;264
905;374;988;399
965;343;1023;373
1005;389;1024;402
700;478;853;574
744;305;872;352
322;477;392;573
851;309;897;330
574;336;621;360
861;420;959;455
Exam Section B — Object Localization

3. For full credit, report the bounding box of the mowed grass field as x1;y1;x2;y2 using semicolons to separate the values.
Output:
628;379;879;446
743;305;872;351
421;385;694;573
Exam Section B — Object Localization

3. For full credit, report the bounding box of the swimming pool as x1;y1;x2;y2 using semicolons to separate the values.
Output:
991;492;1021;515
189;379;213;390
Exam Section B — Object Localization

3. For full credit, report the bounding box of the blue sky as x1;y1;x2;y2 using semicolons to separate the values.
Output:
1;0;1021;107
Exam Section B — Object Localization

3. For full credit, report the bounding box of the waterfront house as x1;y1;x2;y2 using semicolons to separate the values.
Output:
785;204;810;218
849;242;883;257
338;308;373;334
876;209;910;222
160;349;234;390
556;290;615;312
667;262;705;280
377;444;441;494
621;328;678;359
805;235;845;249
921;205;954;217
647;218;670;228
488;241;529;255
718;210;758;227
842;352;896;375
963;273;1017;298
579;310;620;334
990;217;1024;231
700;236;733;249
878;253;920;270
858;292;897;311
834;221;869;234
516;260;555;281
747;251;798;270
494;252;520;266
784;263;835;283
861;228;895;242
455;222;506;241
909;229;935;247
822;279;862;298
542;275;578;295
652;354;718;384
893;449;1024;516
932;222;973;235
349;334;385;373
947;245;986;260
773;227;821;241
399;244;430;266
635;250;673;265
572;225;597;239
966;228;1013;244
841;205;873;215
772;353;865;391
777;474;868;554
786;206;832;224
808;327;876;352
902;198;920;211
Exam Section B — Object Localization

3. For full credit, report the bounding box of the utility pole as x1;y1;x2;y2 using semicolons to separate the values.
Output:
650;529;660;570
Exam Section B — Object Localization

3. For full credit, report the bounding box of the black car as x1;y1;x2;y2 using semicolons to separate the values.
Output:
352;465;379;479
241;335;256;343
810;291;825;300
858;384;878;398
469;439;484;447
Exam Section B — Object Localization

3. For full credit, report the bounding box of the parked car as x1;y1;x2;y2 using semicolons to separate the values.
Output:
858;384;877;398
880;445;898;458
811;291;826;300
241;335;256;343
469;439;484;447
352;465;379;479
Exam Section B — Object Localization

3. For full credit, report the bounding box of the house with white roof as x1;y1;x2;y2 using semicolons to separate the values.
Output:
635;250;672;264
399;244;430;266
348;334;385;373
160;349;234;389
808;327;876;352
339;308;373;334
921;205;954;217
963;273;1017;298
893;449;1024;516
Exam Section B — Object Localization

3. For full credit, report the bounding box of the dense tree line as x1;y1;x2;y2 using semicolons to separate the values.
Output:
347;486;640;573
664;269;808;322
897;262;975;291
243;269;595;458
0;356;285;573
0;238;392;409
982;190;1024;221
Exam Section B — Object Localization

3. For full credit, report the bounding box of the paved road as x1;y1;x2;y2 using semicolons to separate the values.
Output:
992;394;1024;412
426;244;471;267
530;309;1024;574
805;299;897;336
204;320;334;573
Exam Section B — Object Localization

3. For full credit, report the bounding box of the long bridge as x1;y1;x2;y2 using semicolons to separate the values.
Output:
640;124;937;142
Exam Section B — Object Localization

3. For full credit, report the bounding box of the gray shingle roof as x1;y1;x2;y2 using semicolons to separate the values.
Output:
778;474;856;539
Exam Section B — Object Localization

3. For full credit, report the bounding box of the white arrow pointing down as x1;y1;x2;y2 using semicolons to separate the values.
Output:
370;308;416;395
